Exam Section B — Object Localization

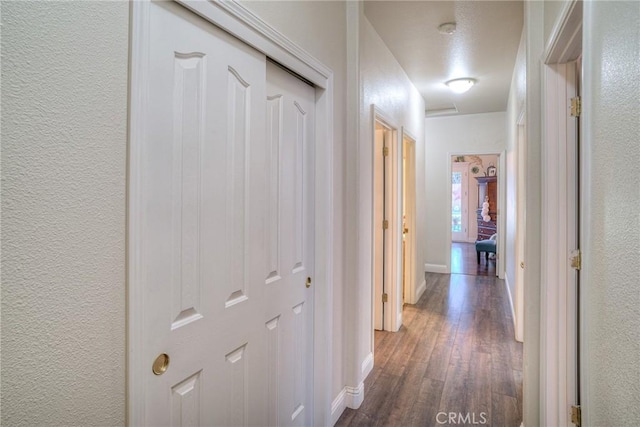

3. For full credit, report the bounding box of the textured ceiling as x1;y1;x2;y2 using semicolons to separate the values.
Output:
364;1;524;116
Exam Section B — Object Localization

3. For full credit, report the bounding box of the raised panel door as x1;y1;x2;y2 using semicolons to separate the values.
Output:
142;2;268;425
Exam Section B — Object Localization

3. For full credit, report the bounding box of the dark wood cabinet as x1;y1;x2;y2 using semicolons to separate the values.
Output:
475;176;497;241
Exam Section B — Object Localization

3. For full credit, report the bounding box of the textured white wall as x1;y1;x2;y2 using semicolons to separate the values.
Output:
581;1;640;424
1;1;129;425
424;112;507;270
358;14;427;384
240;0;349;401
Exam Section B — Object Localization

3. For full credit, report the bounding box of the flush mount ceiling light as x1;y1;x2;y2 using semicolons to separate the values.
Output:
438;22;457;35
445;78;476;94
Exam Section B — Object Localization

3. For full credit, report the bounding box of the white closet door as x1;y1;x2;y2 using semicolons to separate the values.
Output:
137;2;316;426
265;61;315;427
142;2;268;425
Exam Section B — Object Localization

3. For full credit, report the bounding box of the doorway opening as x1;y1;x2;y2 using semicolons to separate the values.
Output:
449;154;500;277
372;118;395;331
401;129;417;308
515;110;526;342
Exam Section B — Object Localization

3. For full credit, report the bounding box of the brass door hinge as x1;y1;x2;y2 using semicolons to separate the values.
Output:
382;293;388;303
383;220;389;230
570;249;581;270
383;146;389;157
571;405;581;426
570;97;581;117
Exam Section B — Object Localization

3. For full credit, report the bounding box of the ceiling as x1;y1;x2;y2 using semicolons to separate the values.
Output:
364;1;524;116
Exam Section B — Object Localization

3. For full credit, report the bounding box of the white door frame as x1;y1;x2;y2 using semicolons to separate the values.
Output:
400;128;417;306
445;150;506;279
515;109;526;343
540;0;582;425
370;105;401;333
128;1;335;425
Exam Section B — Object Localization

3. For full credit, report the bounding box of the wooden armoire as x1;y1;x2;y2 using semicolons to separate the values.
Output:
475;176;497;241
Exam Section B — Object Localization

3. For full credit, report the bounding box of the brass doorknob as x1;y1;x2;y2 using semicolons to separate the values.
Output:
520;261;525;269
152;353;170;375
306;277;311;288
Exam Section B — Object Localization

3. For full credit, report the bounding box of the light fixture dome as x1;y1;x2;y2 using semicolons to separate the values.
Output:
445;78;476;94
437;22;457;35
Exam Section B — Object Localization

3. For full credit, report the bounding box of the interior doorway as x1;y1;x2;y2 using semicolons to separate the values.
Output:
515;111;526;342
371;106;404;334
372;119;393;331
401;129;417;306
449;154;500;277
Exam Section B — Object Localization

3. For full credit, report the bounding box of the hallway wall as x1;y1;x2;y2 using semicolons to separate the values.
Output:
1;2;129;425
424;112;507;273
581;1;640;423
522;1;640;425
345;10;427;411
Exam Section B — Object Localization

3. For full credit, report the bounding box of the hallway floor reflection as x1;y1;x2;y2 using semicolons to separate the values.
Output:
451;242;496;277
336;273;523;427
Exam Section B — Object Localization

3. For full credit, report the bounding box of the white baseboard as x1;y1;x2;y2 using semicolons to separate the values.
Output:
425;263;448;274
330;380;366;425
332;351;371;424
504;272;516;333
345;382;364;409
330;388;347;426
415;278;426;302
361;352;374;378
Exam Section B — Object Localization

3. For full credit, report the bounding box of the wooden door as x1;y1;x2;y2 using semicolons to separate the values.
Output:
137;2;314;425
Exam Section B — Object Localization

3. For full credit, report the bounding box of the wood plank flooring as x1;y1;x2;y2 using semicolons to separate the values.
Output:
451;242;496;276
335;273;523;427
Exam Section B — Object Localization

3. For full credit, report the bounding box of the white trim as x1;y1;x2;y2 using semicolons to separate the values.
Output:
361;352;374;378
128;1;335;425
540;4;582;425
544;0;583;64
504;272;517;336
345;382;365;410
330;388;347;426
541;60;579;427
128;1;151;424
371;105;401;334
425;263;448;274
344;0;362;407
400;127;418;305
177;0;330;87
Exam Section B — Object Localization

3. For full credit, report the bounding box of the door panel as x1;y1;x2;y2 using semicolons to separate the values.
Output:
265;61;315;427
140;3;314;425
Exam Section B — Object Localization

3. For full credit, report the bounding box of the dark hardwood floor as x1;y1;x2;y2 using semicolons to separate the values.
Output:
451;242;496;277
336;273;522;427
